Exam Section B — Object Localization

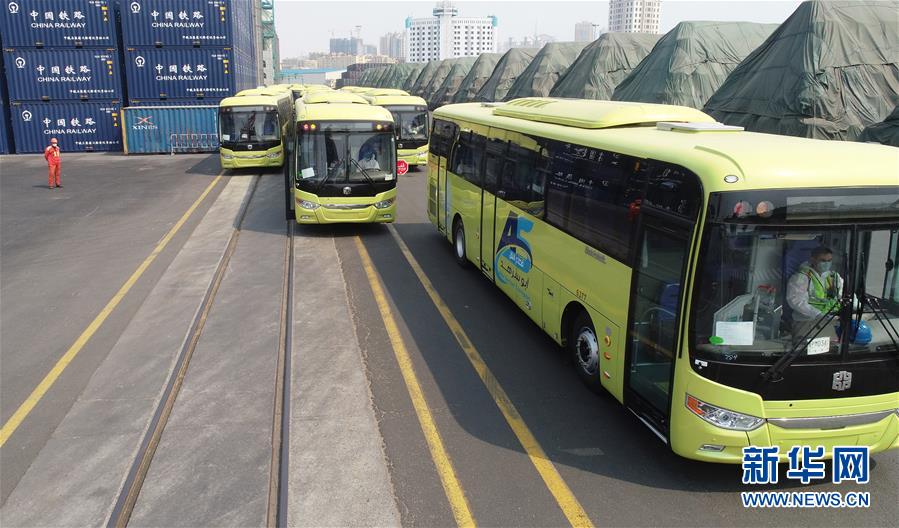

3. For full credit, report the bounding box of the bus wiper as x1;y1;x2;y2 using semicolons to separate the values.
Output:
349;157;377;190
761;295;851;383
863;294;899;354
315;163;334;192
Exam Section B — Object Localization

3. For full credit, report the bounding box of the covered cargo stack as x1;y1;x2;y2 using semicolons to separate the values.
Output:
472;48;538;102
503;42;587;100
120;0;257;105
0;0;122;152
451;53;501;103
401;63;425;92
612;21;778;109
858;106;899;147
409;60;440;96
549;33;661;100
704;1;899;141
429;58;476;109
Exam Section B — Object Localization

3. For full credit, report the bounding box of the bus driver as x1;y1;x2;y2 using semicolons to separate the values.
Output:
786;246;844;339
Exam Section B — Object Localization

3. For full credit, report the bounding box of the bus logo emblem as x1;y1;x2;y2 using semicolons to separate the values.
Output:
343;186;352;196
832;371;852;391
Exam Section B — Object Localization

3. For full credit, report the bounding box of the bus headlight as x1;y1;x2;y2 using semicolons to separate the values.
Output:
297;199;320;210
266;151;281;159
686;394;764;431
373;198;395;209
221;153;234;160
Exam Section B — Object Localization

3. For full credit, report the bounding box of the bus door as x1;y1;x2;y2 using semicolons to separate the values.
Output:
625;209;692;434
480;137;507;279
432;120;459;234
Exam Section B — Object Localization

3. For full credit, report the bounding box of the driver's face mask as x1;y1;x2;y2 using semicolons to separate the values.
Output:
815;260;832;274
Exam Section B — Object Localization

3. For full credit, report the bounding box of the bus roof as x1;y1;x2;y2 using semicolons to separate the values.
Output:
433;99;899;193
234;87;292;99
303;91;370;105
220;94;285;107
365;94;427;107
365;88;410;96
295;100;394;123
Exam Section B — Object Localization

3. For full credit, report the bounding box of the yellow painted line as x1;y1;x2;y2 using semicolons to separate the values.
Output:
0;174;224;448
354;237;476;528
386;225;595;528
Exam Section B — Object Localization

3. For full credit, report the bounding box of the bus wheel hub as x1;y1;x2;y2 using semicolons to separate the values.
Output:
576;328;599;374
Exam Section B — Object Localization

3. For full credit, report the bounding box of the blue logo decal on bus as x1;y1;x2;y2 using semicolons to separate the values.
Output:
495;212;534;306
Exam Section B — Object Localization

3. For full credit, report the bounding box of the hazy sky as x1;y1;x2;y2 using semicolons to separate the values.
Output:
275;0;804;57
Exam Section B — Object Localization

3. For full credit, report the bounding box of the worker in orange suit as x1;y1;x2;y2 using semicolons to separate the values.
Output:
44;137;62;189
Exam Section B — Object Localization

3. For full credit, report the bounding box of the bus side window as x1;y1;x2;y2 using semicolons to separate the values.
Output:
430;119;457;158
483;139;507;194
451;132;485;186
644;164;702;220
500;144;539;213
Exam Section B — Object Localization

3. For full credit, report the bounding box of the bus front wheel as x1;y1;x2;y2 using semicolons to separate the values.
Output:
453;220;468;267
570;310;602;392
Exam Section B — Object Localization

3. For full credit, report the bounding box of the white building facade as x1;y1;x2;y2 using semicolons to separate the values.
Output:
575;21;597;42
608;0;661;33
405;2;498;63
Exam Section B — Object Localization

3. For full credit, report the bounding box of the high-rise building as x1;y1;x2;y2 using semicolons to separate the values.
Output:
608;0;662;33
330;37;364;55
575;21;598;42
405;2;498;63
380;32;405;61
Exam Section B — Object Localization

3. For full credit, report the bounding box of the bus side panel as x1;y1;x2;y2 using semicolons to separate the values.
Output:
493;200;543;325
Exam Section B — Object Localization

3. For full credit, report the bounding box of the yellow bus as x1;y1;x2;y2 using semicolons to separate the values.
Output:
287;90;398;224
364;93;429;168
218;87;294;169
428;98;899;463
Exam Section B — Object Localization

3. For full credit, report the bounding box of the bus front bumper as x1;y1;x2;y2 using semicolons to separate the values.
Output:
670;372;899;463
220;148;284;169
294;193;396;224
398;146;428;166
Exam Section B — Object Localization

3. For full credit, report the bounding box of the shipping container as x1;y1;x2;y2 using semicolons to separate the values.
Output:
119;0;253;48
0;0;118;48
123;47;254;102
9;101;121;152
122;105;218;153
0;51;11;154
126;97;222;106
3;48;122;101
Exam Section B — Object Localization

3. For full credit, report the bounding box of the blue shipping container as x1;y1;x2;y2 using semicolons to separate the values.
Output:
3;48;122;101
122;105;218;153
0;52;11;154
124;47;254;101
119;0;252;47
0;0;118;48
9;101;121;152
127;97;222;106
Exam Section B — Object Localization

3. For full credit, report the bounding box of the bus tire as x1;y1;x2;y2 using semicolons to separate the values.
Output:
569;310;602;392
453;219;468;267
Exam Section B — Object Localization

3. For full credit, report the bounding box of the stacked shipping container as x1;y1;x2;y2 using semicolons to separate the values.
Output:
0;0;259;154
118;0;257;154
0;0;123;152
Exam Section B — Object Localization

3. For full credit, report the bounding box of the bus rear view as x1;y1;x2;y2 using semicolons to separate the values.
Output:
290;92;397;224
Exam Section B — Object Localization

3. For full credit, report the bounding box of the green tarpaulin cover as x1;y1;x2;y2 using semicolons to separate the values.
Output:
410;61;443;96
473;48;538;102
858;106;899;146
401;64;425;91
421;58;477;103
612;21;778;108
549;33;661;100
504;42;588;100
704;1;899;140
430;59;478;108
452;53;502;103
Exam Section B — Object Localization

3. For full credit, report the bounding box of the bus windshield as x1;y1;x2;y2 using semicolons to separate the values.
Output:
220;106;280;143
692;189;899;363
388;106;429;141
298;130;395;184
